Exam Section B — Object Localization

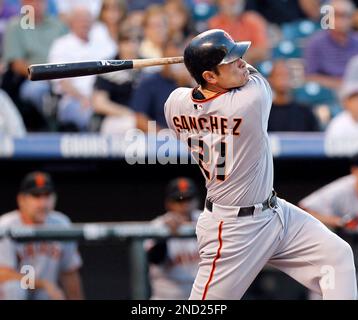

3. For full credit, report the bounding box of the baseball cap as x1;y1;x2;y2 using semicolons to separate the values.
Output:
166;177;198;201
19;171;55;195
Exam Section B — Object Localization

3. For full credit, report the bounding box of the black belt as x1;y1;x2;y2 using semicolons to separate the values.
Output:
205;191;278;217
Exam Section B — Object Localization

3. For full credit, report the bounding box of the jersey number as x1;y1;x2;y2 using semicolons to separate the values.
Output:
187;137;227;182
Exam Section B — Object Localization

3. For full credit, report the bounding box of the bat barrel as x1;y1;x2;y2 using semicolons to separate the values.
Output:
28;60;133;81
28;57;184;81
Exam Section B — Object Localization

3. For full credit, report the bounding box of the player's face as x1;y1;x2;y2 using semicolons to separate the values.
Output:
213;58;249;89
18;193;56;224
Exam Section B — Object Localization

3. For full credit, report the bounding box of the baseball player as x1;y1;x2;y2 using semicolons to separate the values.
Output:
164;29;357;300
0;172;83;300
146;177;201;300
299;153;358;230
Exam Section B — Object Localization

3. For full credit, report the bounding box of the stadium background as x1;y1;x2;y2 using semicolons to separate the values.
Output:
0;155;354;299
1;0;358;299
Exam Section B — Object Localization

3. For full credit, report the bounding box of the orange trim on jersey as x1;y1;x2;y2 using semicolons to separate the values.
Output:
191;87;228;103
202;221;224;300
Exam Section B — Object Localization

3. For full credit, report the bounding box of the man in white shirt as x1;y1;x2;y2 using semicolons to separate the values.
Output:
325;81;358;149
48;5;109;131
55;0;102;21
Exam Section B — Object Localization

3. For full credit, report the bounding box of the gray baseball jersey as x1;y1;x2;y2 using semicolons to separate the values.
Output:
299;175;358;219
164;68;357;300
0;210;82;300
146;210;201;300
164;72;273;207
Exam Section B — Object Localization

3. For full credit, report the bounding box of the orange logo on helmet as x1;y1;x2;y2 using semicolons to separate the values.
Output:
34;173;46;188
178;179;189;192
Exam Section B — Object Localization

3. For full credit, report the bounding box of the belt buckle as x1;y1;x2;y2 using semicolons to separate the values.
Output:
268;191;277;209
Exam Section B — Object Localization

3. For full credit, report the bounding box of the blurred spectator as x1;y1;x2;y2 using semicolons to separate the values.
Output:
120;10;144;40
0;171;83;300
1;0;67;127
89;0;127;60
268;60;320;132
164;0;194;43
92;32;144;134
246;0;322;25
48;5;108;131
139;5;168;59
325;80;358;142
304;0;358;90
131;40;193;131
185;0;217;32
97;0;126;43
0;0;20;55
0;0;58;53
126;0;164;11
0;89;26;137
343;54;358;83
54;0;102;23
208;0;270;64
299;153;358;230
145;177;200;300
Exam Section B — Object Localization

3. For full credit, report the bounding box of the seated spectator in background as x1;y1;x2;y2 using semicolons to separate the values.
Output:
268;60;320;132
48;6;108;131
97;0;126;44
0;0;21;55
126;0;164;12
54;0;102;23
90;0;127;60
0;172;83;300
92;33;145;134
245;0;322;25
184;0;217;33
164;0;194;43
139;5;168;61
343;54;358;83
0;89;26;137
131;41;194;131
2;0;67;124
299;153;358;230
325;81;358;142
208;0;269;64
119;9;144;40
304;0;358;90
146;177;200;300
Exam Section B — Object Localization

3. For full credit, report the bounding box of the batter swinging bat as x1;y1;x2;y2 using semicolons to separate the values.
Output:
28;56;184;81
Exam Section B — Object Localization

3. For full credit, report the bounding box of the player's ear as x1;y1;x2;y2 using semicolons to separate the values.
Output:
202;70;217;84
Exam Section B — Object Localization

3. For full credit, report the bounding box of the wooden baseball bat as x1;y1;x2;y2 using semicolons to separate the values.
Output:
28;56;184;81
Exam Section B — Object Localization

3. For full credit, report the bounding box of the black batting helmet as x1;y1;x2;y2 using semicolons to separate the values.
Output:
184;29;251;85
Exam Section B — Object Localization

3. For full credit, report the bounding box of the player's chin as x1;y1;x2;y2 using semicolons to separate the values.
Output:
237;73;249;87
